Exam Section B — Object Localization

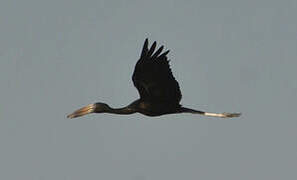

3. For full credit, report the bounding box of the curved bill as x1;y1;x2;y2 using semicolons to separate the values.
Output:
67;104;96;119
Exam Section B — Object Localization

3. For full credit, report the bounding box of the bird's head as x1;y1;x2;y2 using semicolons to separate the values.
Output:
67;102;110;119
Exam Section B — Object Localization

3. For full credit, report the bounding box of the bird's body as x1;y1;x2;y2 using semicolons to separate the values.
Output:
67;39;240;119
128;99;182;116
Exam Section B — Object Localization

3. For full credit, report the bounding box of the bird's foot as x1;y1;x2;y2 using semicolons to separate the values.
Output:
221;112;241;118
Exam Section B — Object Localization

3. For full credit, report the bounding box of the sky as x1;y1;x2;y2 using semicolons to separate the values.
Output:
0;0;296;179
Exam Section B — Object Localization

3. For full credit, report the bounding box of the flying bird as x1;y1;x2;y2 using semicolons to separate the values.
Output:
67;39;241;119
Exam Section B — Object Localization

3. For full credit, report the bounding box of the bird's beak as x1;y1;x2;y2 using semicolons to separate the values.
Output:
67;104;96;119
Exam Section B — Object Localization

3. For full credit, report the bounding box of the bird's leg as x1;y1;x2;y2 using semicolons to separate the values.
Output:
180;107;241;118
203;112;241;118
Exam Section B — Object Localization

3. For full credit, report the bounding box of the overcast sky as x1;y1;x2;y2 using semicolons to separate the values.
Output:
0;0;296;180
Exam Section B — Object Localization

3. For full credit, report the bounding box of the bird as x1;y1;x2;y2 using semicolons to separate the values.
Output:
67;39;241;119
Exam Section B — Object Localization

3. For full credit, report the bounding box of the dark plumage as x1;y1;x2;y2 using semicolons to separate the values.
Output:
67;39;240;118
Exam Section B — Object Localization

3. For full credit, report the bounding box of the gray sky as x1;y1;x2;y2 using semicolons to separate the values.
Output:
1;0;296;179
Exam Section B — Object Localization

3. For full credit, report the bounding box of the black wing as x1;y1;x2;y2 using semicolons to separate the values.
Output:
132;39;182;105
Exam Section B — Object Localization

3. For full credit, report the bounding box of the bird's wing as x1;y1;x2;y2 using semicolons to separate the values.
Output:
132;39;182;104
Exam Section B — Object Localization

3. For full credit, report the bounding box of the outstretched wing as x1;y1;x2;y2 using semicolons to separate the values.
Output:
132;39;182;105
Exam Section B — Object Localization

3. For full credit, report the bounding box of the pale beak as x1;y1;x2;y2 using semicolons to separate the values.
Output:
67;104;96;119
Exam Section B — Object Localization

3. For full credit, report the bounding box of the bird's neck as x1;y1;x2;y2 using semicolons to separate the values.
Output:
105;106;136;115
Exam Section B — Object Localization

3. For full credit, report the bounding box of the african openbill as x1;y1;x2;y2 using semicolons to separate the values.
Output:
67;39;241;118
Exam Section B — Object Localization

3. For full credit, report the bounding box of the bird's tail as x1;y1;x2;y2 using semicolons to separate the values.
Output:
180;107;241;118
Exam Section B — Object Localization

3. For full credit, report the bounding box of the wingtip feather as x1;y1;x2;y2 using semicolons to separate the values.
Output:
147;41;157;57
141;38;149;57
160;50;170;57
151;45;164;59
